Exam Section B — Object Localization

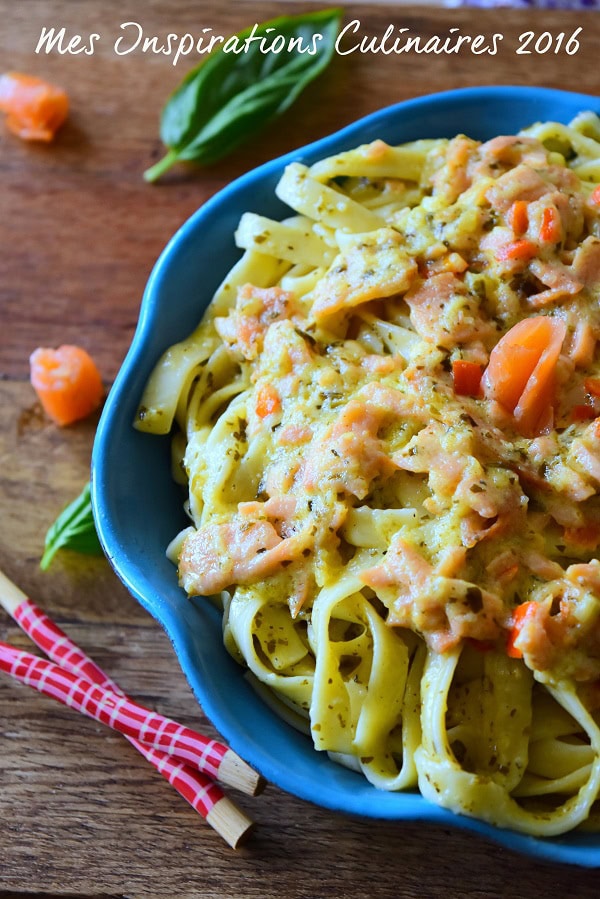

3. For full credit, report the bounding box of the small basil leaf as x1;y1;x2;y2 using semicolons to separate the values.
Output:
144;8;342;182
41;482;104;571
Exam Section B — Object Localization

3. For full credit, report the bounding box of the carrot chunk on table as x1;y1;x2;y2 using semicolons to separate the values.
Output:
30;345;104;426
0;72;68;142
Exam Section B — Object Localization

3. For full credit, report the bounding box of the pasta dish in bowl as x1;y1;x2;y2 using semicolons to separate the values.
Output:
92;86;600;865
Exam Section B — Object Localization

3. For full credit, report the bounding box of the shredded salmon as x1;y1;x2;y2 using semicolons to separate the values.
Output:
569;320;596;368
215;284;299;361
302;397;399;499
360;536;505;653
528;259;582;308
404;272;495;348
179;502;311;596
311;229;417;319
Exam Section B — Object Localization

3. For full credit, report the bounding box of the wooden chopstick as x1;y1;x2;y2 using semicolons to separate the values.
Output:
0;567;261;848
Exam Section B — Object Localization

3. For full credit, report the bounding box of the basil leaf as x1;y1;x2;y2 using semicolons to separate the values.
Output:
144;8;342;182
40;482;104;570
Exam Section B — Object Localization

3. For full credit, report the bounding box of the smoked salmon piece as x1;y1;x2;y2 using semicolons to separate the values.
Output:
482;316;566;437
30;345;104;426
0;72;68;141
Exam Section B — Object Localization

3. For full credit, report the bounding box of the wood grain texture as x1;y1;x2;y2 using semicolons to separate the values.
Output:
1;1;600;896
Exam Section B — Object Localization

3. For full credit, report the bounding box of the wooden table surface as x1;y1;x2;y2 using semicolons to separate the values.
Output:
2;1;600;896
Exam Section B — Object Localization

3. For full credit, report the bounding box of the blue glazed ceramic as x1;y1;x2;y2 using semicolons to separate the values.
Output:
92;86;600;867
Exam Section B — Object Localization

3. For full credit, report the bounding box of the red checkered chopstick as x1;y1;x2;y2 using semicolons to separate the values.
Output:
0;641;253;848
0;569;261;848
0;570;262;795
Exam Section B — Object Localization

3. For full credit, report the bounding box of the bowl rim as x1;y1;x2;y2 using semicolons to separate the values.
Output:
92;84;600;867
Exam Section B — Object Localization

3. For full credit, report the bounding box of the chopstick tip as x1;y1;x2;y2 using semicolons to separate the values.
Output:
219;748;267;797
206;795;255;849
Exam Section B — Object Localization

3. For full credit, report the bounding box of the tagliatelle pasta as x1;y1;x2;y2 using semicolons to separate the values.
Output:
136;112;600;836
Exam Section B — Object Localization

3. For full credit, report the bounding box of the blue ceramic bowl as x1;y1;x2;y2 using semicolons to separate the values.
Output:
92;86;600;866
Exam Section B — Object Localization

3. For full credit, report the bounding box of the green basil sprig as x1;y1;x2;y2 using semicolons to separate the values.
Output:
40;482;104;570
143;8;343;183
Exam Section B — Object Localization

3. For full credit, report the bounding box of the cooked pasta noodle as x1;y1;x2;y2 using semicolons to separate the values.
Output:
136;113;600;836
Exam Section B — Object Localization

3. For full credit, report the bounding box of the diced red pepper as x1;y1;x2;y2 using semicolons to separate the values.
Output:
507;200;529;236
496;239;538;263
539;206;562;244
452;360;483;397
506;601;537;659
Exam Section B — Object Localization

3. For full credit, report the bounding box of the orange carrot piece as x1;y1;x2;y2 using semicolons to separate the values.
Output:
507;200;529;236
496;239;538;263
506;601;537;658
452;360;483;397
0;72;68;142
255;383;281;418
539;206;562;244
591;185;600;205
30;345;104;426
483;315;566;437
